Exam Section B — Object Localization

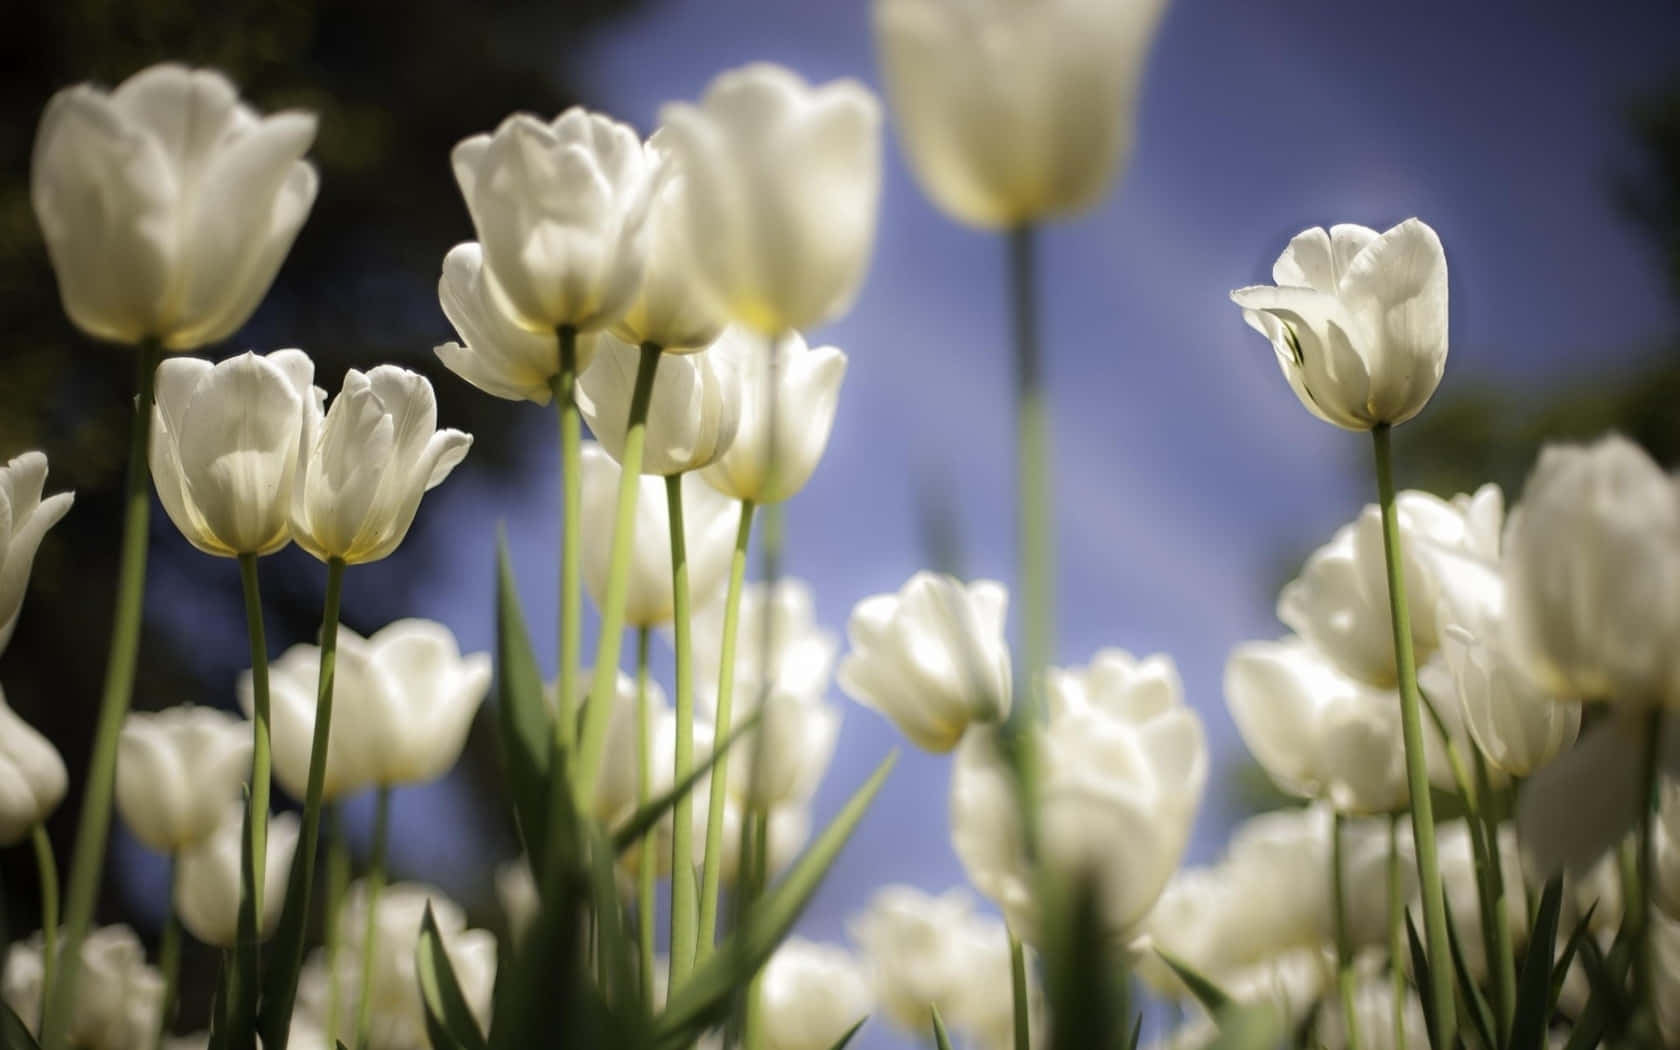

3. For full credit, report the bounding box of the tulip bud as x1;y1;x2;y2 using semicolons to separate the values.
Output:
612;134;731;352
289;366;472;565
838;572;1011;752
698;330;847;505
873;0;1167;229
175;804;299;947
660;64;882;333
116;705;252;854
0;689;67;846
2;925;163;1048
577;442;741;628
31;63;318;350
759;939;874;1050
435;241;563;404
252;619;490;802
0;451;74;656
1502;434;1680;706
577;333;741;476
451;109;658;333
149;349;318;558
1230;220;1449;431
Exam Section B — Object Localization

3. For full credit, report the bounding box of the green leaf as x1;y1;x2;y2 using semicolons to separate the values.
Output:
1044;874;1124;1050
1153;949;1232;1017
1507;875;1563;1050
1405;913;1443;1050
586;827;636;1010
0;1001;40;1050
1201;1005;1283;1050
931;1005;955;1050
1125;1014;1142;1050
495;534;555;863
655;752;897;1047
609;709;760;855
1548;902;1597;1013
825;1017;868;1050
1441;890;1496;1050
418;902;490;1050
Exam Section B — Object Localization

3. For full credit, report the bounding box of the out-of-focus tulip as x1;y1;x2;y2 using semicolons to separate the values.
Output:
174;804;299;947
838;572;1011;752
847;885;984;1034
1231;220;1448;431
553;666;669;830
2;925;163;1049
451;109;658;333
1316;975;1429;1050
728;693;842;810
115;705;251;854
660;64;882;333
1438;613;1579;778
0;452;74;655
950;650;1206;943
495;858;539;945
253;619;491;801
435;241;562;403
31;63;317;350
759;938;874;1050
0;688;67;845
1502;434;1680;707
149;349;317;557
698;329;847;504
577;442;741;627
873;0;1167;229
693;577;838;707
578;333;741;475
1410;820;1527;982
612;134;731;351
289;366;472;565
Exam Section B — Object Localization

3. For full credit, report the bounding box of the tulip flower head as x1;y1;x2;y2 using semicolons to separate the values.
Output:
2;925;163;1048
0;451;74;656
0;688;67;846
31;63;318;350
435;241;563;404
1231;220;1449;431
115;704;253;854
577;332;742;476
758;939;874;1050
175;804;300;947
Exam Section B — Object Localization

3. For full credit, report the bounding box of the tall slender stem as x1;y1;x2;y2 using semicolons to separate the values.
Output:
697;502;756;956
1387;815;1406;1050
43;338;162;1049
1332;812;1362;1050
1009;226;1052;715
30;824;57;1007
667;474;699;987
323;805;351;1050
1631;708;1665;1025
739;808;771;1050
238;554;272;924
258;556;346;1049
575;343;662;808
1473;752;1515;1039
1009;933;1031;1050
633;627;657;1005
152;857;182;1050
1370;423;1454;1049
551;327;582;756
353;786;392;1050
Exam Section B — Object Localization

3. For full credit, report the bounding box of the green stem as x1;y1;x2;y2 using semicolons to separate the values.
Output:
575;343;662;809
1332;812;1362;1050
697;501;756;957
43;338;162;1050
1009;225;1052;716
667;474;699;988
551;327;582;756
1473;752;1515;1039
258;556;346;1049
633;627;657;1006
153;857;182;1050
1631;708;1665;1025
739;808;771;1050
237;554;272;925
1370;423;1455;1049
323;805;351;1050
1009;933;1031;1050
1388;816;1406;1050
353;786;392;1050
30;825;57;1008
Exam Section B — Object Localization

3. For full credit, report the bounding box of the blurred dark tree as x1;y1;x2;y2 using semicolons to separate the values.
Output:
0;0;641;1026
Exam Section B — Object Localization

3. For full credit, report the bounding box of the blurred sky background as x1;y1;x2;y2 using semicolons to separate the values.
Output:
8;0;1680;1045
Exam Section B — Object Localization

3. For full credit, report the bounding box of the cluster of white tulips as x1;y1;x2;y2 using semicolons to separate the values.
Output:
2;1;1677;1049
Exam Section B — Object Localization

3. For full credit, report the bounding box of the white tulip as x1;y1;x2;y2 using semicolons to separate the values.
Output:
31;63;318;350
0;452;75;655
873;0;1167;229
612;134;731;352
693;577;839;709
495;857;539;945
951;650;1206;943
174;804;299;947
115;705;251;854
1438;612;1579;778
1316;975;1429;1050
698;329;847;505
0;688;67;845
551;667;669;829
660;64;882;333
252;619;491;801
451;108;658;333
2;925;163;1050
838;572;1011;752
847;885;984;1034
577;332;741;476
1230;220;1448;431
759;938;874;1050
149;349;318;557
1279;485;1503;688
1502;434;1680;706
940;914;1045;1050
729;693;842;809
1410;820;1527;982
435;241;562;403
290;365;472;565
577;442;741;627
